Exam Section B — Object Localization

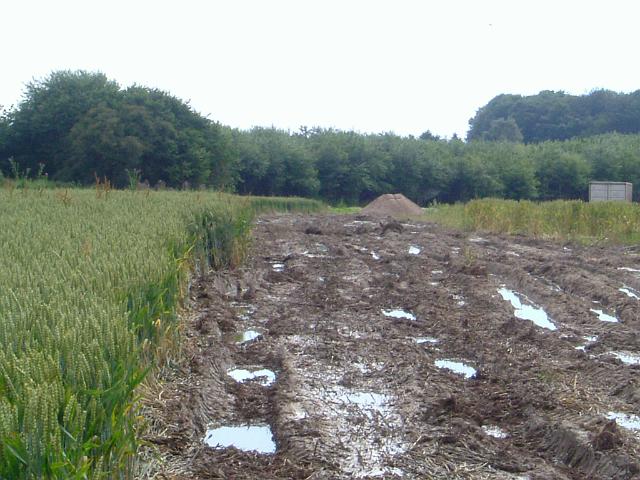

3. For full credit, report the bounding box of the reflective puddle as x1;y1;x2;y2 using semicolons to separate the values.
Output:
302;251;327;258
610;351;640;365
408;245;421;255
619;286;639;299
590;308;619;323
382;309;416;321
227;368;276;386
431;270;443;275
618;267;640;273
435;359;477;379
371;251;380;260
482;425;507;438
204;424;276;453
606;412;640;431
414;336;439;344
497;288;557;330
272;263;285;272
575;335;597;351
238;330;261;343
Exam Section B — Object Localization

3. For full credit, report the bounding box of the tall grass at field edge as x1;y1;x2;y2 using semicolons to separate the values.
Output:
424;198;640;243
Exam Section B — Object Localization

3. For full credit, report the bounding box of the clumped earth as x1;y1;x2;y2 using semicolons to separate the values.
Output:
360;193;423;218
143;214;640;479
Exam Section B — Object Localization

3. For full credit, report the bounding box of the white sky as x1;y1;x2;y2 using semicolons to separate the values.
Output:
2;0;639;138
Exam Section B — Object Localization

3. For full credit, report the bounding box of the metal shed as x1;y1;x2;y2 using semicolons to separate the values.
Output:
589;181;633;202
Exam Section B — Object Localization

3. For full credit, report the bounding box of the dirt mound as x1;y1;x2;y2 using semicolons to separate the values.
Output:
361;193;422;218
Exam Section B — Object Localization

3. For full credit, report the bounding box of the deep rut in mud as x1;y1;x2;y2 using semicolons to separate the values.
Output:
144;214;640;479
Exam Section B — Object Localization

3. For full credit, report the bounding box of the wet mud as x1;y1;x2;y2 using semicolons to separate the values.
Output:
143;214;640;479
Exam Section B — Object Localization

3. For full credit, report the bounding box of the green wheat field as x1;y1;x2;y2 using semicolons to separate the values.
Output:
0;188;321;479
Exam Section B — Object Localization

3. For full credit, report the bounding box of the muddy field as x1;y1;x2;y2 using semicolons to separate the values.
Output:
144;213;640;479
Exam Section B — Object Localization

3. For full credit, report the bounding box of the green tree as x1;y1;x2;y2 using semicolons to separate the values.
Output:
67;104;145;186
419;130;441;141
4;70;121;178
235;127;318;197
0;106;8;176
468;89;640;143
482;117;523;143
534;145;591;199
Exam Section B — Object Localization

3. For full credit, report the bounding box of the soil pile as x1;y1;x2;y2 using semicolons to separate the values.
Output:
361;193;423;218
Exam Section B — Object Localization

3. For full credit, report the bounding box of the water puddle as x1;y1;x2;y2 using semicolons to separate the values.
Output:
618;267;640;273
408;245;421;255
606;412;640;431
609;351;640;365
382;309;416;321
272;263;285;272
302;250;327;258
469;237;487;243
575;335;597;351
431;270;443;275
435;359;477;379
414;336;439;345
590;308;619;323
482;425;507;439
204;424;276;453
291;369;407;478
227;368;276;386
497;288;557;330
238;330;261;343
429;281;439;286
371;251;380;260
619;286;639;299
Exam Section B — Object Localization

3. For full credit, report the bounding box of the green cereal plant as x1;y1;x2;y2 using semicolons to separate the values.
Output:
0;188;320;478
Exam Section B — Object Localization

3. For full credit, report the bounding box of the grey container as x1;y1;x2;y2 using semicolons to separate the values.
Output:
589;181;633;202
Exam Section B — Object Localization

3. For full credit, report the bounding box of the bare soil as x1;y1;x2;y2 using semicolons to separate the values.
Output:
143;214;640;479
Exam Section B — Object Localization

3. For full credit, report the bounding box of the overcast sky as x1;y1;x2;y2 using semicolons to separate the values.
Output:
2;0;639;138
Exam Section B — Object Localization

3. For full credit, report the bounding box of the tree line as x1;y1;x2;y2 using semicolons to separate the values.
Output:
467;89;640;143
0;71;235;189
2;71;640;204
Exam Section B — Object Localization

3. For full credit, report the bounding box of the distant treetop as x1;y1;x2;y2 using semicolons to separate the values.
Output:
467;89;640;143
